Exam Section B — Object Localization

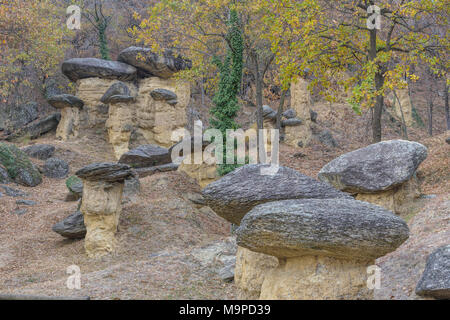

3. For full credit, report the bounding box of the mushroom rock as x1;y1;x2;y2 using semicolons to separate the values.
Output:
133;77;190;149
47;94;84;141
237;199;409;299
62;58;137;82
75;163;133;258
319;140;427;214
202;164;352;299
117;46;192;79
202;164;352;226
103;82;137;159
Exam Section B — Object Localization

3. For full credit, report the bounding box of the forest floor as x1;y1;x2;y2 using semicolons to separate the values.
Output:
0;119;448;299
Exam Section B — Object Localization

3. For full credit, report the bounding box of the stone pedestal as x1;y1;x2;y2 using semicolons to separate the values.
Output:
56;107;80;141
355;175;421;215
235;246;278;300
106;102;134;159
81;179;124;258
76;162;133;258
260;256;373;300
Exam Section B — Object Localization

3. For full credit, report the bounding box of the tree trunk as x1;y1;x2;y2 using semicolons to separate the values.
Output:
445;82;450;130
427;94;433;136
251;51;265;163
276;89;288;130
393;90;408;140
369;28;383;143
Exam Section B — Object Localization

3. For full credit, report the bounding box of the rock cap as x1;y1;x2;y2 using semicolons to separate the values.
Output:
76;162;133;182
318;140;428;193
62;58;137;82
202;164;352;225
237;199;410;260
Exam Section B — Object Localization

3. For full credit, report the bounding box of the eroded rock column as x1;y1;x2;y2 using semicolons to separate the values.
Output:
202;164;352;299
318;140;428;215
47;94;84;140
236;199;410;299
75;162;133;258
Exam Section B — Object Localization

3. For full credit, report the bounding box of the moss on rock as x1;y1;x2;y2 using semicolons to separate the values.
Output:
0;143;42;187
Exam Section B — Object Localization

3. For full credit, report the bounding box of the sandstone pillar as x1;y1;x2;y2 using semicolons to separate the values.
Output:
75;163;133;258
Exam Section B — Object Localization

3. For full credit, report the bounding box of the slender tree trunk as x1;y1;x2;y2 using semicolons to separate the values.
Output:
427;93;433;136
445;82;450;130
369;28;383;143
251;51;265;163
393;90;408;140
276;89;288;130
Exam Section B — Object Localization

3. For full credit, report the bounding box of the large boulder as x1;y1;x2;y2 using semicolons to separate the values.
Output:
52;210;86;239
22;144;55;160
43;157;69;179
4;113;61;141
48;94;84;109
62;58;137;82
118;145;172;169
117;47;191;79
0;143;42;187
416;245;450;299
318;140;428;193
202;164;352;225
236;199;409;261
6;102;39;131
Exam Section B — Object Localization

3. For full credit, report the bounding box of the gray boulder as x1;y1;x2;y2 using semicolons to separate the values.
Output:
236;199;409;260
416;245;450;299
43;158;69;179
281;118;302;127
5;113;61;141
52;210;86;239
101;82;135;104
48;94;84;109
0;143;42;187
282;109;297;119
202;164;352;225
318;140;428;193
22;144;55;160
262;105;277;120
62;58;137;82
150;88;178;105
76;162;133;182
446;137;450;145
117;46;191;79
119;145;171;168
7;102;39;131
